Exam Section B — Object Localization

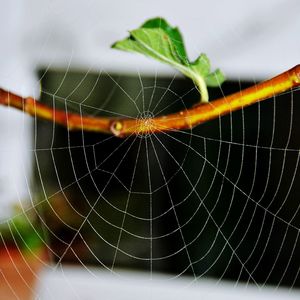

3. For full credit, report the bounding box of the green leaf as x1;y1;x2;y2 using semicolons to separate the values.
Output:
191;54;210;77
112;17;225;102
205;69;225;87
141;17;188;64
0;213;43;252
113;28;184;70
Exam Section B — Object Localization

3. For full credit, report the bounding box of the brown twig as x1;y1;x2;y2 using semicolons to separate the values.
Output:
0;65;299;137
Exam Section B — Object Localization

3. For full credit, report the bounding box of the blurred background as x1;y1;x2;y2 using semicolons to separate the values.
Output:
0;0;300;299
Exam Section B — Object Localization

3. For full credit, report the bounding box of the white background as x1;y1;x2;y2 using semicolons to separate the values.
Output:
0;0;299;93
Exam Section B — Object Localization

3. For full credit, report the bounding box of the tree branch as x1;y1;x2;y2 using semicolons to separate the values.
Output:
0;65;299;137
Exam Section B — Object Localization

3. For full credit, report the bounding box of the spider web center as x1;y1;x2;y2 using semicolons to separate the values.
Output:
136;110;155;138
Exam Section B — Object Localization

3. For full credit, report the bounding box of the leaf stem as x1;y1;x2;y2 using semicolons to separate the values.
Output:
0;65;299;137
193;74;209;103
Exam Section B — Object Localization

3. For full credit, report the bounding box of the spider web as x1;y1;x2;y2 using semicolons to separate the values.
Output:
1;25;300;300
2;67;300;297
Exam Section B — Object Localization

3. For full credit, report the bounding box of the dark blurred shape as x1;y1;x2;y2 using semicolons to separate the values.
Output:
35;69;300;287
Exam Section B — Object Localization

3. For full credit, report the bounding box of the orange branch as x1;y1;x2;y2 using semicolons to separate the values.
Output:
0;89;112;134
0;65;299;137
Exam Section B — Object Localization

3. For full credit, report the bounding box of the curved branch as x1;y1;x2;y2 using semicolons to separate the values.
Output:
0;65;299;137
